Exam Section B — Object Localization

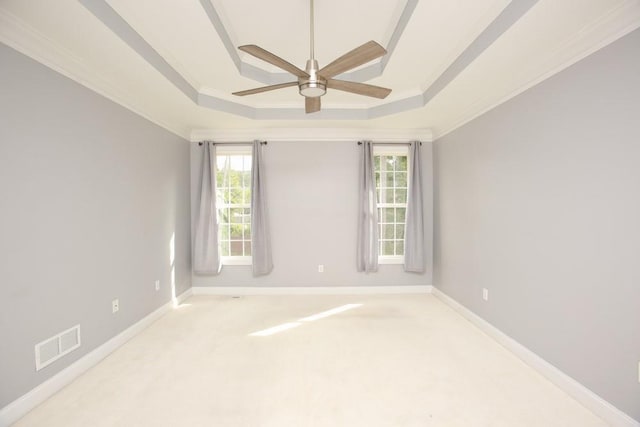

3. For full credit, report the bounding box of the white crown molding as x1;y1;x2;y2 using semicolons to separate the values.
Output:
435;0;640;139
190;127;433;143
0;288;194;427
192;285;432;295
0;8;189;140
432;287;640;427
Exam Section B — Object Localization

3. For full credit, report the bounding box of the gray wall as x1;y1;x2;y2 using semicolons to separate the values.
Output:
191;140;433;287
434;29;640;421
0;44;191;408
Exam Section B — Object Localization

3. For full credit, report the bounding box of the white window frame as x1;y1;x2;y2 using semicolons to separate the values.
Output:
216;146;252;266
374;145;409;265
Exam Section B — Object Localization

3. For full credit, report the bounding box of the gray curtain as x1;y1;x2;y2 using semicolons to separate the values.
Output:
356;141;379;272
193;142;221;275
251;140;273;276
404;141;425;272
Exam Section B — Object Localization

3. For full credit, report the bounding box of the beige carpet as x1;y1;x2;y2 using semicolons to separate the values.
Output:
15;294;607;426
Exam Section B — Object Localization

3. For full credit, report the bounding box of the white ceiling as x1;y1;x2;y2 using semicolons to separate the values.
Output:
1;0;639;140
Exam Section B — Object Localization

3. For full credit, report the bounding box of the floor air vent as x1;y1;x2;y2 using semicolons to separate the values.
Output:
35;325;81;371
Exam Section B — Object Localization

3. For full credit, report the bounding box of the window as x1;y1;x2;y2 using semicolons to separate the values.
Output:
374;146;408;264
216;147;252;265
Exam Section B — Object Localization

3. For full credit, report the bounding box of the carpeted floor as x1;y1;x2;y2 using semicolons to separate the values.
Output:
14;294;607;426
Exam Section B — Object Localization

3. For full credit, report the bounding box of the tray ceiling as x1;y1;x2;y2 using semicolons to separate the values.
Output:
0;0;638;139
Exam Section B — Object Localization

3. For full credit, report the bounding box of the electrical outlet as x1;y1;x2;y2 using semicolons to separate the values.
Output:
112;299;119;313
155;280;160;291
318;264;324;273
482;288;489;301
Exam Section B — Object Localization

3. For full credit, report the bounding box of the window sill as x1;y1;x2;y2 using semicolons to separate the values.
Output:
221;256;252;266
379;256;404;265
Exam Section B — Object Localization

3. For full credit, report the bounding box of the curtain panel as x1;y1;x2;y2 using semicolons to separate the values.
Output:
404;141;425;272
251;140;273;276
193;141;222;275
356;140;379;272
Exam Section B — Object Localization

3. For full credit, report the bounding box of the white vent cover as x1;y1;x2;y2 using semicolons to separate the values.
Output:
35;325;81;371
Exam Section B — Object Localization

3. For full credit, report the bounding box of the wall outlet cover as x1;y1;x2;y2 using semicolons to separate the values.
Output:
112;299;119;313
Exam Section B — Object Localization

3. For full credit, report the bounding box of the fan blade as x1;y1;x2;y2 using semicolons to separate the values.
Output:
318;41;386;79
239;45;309;78
232;81;298;96
327;79;391;99
305;97;321;113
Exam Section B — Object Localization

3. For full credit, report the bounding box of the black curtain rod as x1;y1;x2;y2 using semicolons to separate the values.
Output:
198;141;267;146
357;141;421;146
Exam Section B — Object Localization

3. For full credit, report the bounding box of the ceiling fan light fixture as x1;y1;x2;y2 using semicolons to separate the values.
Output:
299;81;326;97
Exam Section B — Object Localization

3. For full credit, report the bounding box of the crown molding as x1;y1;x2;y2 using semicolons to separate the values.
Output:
190;127;433;143
0;8;190;140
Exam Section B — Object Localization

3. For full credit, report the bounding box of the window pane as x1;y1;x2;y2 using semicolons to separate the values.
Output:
228;208;241;223
244;241;252;256
228;242;242;255
385;156;395;170
230;188;242;204
396;172;407;188
395;241;404;256
385;208;395;222
230;241;243;256
243;171;251;188
375;172;380;187
384;189;395;203
395;224;405;240
382;224;394;239
374;155;380;170
385;172;394;187
395;189;407;204
245;224;251;240
398;156;407;171
396;208;406;222
229;224;242;239
382;240;394;255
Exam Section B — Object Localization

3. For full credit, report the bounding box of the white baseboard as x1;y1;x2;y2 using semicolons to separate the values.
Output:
431;287;640;427
0;288;193;427
192;285;433;296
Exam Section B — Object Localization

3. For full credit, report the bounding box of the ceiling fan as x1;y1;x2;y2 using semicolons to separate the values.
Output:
232;0;392;113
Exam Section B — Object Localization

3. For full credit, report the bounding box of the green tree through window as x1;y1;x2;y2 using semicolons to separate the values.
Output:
216;151;252;259
374;147;408;259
